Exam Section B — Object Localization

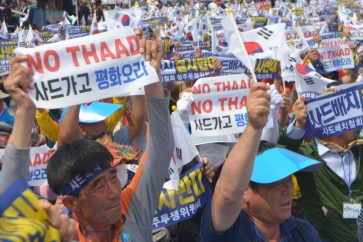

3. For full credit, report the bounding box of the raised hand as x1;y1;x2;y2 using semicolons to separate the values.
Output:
246;82;271;130
292;96;307;129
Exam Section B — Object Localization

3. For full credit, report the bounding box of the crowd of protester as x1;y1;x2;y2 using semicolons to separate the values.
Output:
2;0;363;241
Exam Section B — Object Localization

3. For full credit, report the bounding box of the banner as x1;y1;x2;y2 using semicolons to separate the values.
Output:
190;74;251;136
15;28;158;108
305;83;363;138
140;17;169;28
218;57;279;80
160;56;216;83
153;162;212;229
318;44;354;72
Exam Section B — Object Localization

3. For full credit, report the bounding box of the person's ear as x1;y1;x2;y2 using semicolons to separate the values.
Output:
243;188;251;203
62;195;81;213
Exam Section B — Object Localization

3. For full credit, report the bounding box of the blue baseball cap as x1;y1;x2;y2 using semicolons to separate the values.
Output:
79;102;123;123
60;102;123;124
251;147;321;184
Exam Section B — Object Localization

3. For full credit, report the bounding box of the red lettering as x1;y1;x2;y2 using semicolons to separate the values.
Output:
100;41;116;61
115;39;130;58
344;48;351;55
33;154;41;166
202;84;210;93
222;81;230;91
232;80;239;90
66;46;81;67
194;85;202;94
81;44;100;65
247;79;253;88
218;98;227;111
191;101;202;115
228;97;239;110
240;80;247;89
239;96;247;109
44;50;60;72
214;82;222;92
127;35;139;55
191;100;213;114
202;100;212;113
26;53;43;75
42;152;50;164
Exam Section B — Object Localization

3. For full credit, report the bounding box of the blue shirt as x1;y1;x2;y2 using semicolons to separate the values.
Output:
0;107;14;127
201;201;322;242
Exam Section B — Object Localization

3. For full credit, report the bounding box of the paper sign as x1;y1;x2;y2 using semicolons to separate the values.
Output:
153;162;212;229
14;27;158;109
305;83;363;138
318;45;354;72
27;146;52;187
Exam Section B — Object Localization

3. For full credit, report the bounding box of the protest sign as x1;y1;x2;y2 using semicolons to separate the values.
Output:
0;59;10;76
318;44;354;72
160;56;216;83
153;162;212;229
351;30;363;41
305;83;363;138
0;146;52;187
255;0;272;10
190;74;251;136
251;17;268;28
285;26;318;41
320;32;341;40
28;146;52;187
0;40;17;59
15;28;158;109
0;181;62;242
317;38;344;48
218;57;279;80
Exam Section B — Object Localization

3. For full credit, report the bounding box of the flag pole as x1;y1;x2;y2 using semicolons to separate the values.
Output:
226;9;258;83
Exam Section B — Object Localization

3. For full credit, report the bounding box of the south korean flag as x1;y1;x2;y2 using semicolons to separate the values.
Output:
241;23;286;58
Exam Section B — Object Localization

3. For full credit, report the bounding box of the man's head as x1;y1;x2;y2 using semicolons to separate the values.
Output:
319;130;356;148
47;139;122;225
60;102;122;140
79;121;107;140
244;176;293;225
243;142;320;225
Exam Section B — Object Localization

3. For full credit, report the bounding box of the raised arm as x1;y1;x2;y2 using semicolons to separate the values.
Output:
120;33;174;239
127;95;147;142
211;82;270;232
58;105;81;147
140;32;164;98
278;96;307;151
0;56;35;192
